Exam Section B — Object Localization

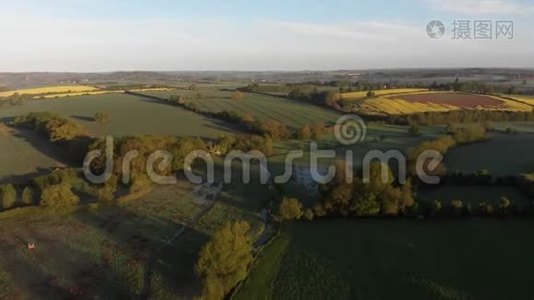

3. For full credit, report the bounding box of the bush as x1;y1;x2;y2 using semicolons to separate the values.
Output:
94;112;111;124
40;183;80;213
450;199;463;216
21;186;35;206
279;197;303;220
408;122;421;136
196;221;253;299
232;90;243;101
0;184;17;210
303;208;314;221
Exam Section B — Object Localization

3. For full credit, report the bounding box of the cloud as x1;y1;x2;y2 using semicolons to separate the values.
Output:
424;0;534;15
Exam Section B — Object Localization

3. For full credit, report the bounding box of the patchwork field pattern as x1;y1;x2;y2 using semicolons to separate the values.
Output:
358;92;534;115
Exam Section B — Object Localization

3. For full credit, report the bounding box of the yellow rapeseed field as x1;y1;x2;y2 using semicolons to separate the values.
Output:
40;90;122;99
39;88;171;99
504;95;534;107
340;88;429;100
0;85;98;98
2;86;172;99
358;97;459;115
357;94;534;115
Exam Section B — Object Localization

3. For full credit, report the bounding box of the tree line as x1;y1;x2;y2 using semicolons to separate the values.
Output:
12;111;93;162
0;168;98;213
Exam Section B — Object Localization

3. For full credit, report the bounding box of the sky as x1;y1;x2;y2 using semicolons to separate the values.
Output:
0;0;533;72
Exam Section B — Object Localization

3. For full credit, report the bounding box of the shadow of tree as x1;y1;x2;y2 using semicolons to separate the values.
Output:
73;204;209;298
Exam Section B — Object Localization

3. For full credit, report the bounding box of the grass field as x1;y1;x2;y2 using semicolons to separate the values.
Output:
0;93;237;138
236;219;534;299
0;124;65;183
141;89;343;127
445;132;534;176
0;182;215;298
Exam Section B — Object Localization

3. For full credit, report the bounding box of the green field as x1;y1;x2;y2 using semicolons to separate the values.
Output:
445;132;534;176
0;182;215;298
0;93;237;138
0;125;64;182
141;89;343;127
237;219;534;300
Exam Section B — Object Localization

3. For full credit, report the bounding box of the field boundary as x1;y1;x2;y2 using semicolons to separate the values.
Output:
229;220;282;299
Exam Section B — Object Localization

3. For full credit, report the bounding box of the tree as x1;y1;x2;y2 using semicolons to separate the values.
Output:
0;184;17;210
232;90;243;101
94;112;110;124
351;192;380;216
450;199;463;216
408;122;421;136
129;174;152;194
21;186;34;205
445;123;458;134
400;179;415;212
297;124;312;140
40;183;80;213
279;197;303;220
196;221;253;300
97;174;118;202
188;83;197;91
240;113;254;123
430;199;442;217
258;120;289;140
366;161;394;192
303;208;314;221
324;91;340;108
366;90;375;98
48;122;82;142
499;196;511;215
